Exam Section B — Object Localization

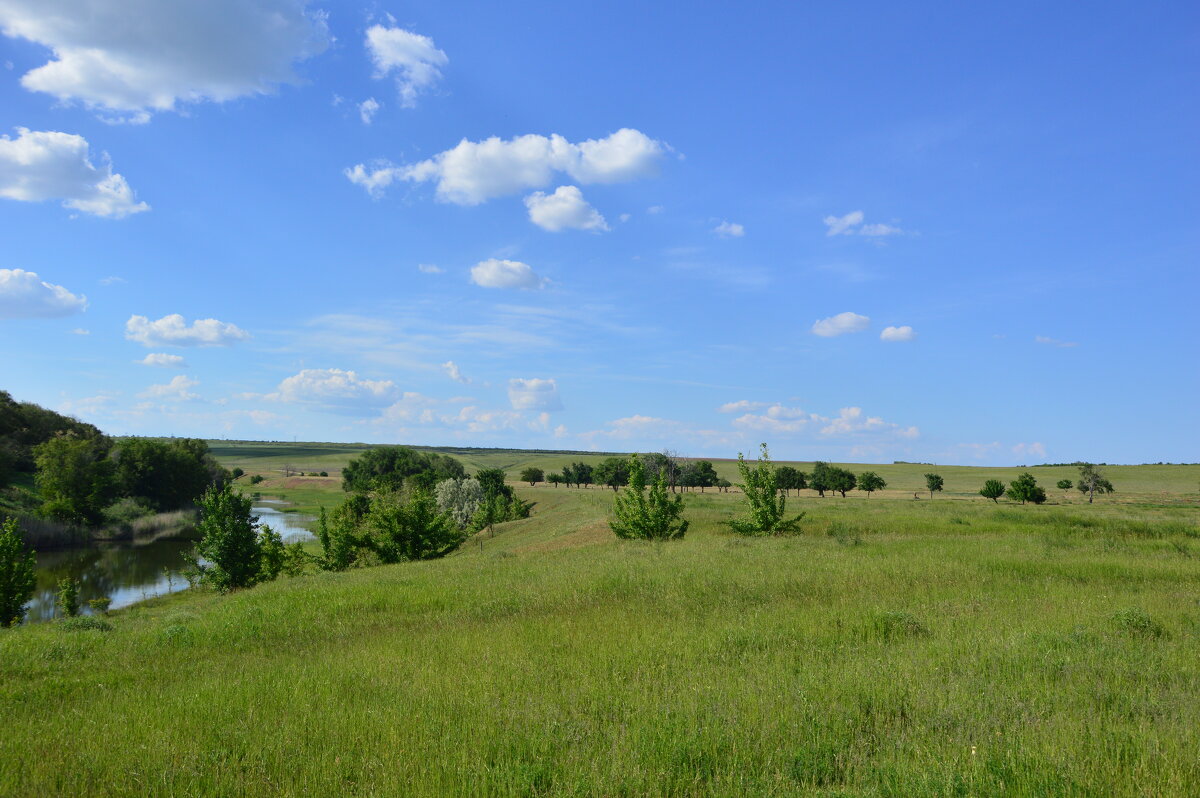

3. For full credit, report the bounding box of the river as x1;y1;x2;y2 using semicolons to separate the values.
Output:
25;501;315;623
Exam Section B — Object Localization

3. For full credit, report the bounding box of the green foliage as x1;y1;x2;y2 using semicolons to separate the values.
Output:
728;444;804;535
980;479;1006;502
0;389;106;475
1077;463;1115;503
362;490;465;563
1056;479;1074;491
519;467;544;486
59;616;112;632
1110;607;1165;638
775;465;805;495
111;437;224;511
809;462;833;497
475;468;512;502
87;597;112;614
0;517;36;627
249;474;265;485
281;542;313;577
680;460;718;491
57;577;80;617
316;506;355;572
1006;472;1047;505
562;461;593;488
436;477;484;529
610;455;688;540
827;467;857;497
195;483;261;592
858;471;887;496
924;473;944;499
257;525;286;583
342;446;465;493
231;467;245;480
34;433;117;526
594;457;631;491
547;473;563;487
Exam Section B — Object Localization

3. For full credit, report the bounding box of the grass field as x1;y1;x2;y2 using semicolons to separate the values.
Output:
2;444;1198;795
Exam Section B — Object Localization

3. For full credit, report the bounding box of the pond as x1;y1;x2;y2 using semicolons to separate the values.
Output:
25;502;315;623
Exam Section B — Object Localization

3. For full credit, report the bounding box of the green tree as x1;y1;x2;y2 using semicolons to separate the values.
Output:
979;479;1005;502
810;462;833;498
519;467;544;487
316;506;355;572
858;471;886;497
828;467;857;497
1076;463;1114;504
0;518;36;627
341;446;465;493
475;468;513;502
1006;472;1047;505
570;462;594;488
34;433;117;526
57;577;80;617
728;444;804;536
195;483;262;592
547;473;563;487
435;477;484;529
257;525;285;582
365;490;464;562
924;473;944;499
775;465;800;496
231;467;245;480
111;437;223;511
610;455;688;540
680;460;718;492
1056;479;1073;492
594;457;631;492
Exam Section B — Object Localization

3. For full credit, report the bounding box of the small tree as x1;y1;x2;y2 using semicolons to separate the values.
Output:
257;525;285;582
547;473;563;488
1076;463;1114;504
34;434;116;527
776;466;799;496
610;455;688;540
436;477;484;529
520;467;544;487
57;577;81;617
366;490;464;562
195;483;262;592
316;506;355;572
924;473;944;499
980;479;1005;503
1007;472;1047;505
728;444;804;536
828;467;857;497
858;471;886;497
594;457;631;492
810;462;832;498
571;462;594;489
1056;479;1073;493
0;518;36;627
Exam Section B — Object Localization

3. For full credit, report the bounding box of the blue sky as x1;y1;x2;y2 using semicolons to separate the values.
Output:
1;0;1196;464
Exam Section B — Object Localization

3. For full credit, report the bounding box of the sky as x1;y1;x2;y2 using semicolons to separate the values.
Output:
0;0;1196;465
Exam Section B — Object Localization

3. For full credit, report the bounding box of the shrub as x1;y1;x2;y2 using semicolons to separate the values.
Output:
257;525;285;582
980;479;1005;502
249;474;265;485
194;483;261;592
610;455;688;540
0;517;37;627
1007;472;1047;505
363;490;465;563
319;471;328;477
57;577;81;617
436;477;484;529
59;616;112;632
87;597;112;614
728;444;804;536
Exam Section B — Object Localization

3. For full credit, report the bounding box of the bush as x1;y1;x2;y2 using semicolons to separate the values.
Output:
436;477;484;529
319;471;328;477
57;577;81;617
0;517;37;627
728;444;804;536
249;474;265;485
1007;472;1047;505
257;525;285;582
87;597;112;614
1111;607;1165;638
362;490;465;562
194;483;261;592
610;455;688;540
59;616;112;632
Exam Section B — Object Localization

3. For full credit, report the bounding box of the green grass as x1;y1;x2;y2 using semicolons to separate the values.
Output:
2;482;1198;796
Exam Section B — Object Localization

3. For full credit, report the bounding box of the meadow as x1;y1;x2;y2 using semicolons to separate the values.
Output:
1;444;1197;796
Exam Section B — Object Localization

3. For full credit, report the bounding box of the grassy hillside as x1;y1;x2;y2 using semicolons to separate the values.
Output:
2;480;1198;795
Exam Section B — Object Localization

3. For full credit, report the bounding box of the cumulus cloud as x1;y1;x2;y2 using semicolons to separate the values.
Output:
820;406;918;438
125;314;249;347
365;25;447;108
0;0;331;121
508;378;562;411
417;263;444;274
524;185;608;232
880;325;916;342
271;368;396;407
470;259;547;290
358;97;380;124
812;311;870;337
0;268;87;318
442;360;470;383
732;404;811;434
0;128;148;217
713;220;745;237
728;403;919;440
718;399;767;413
139;353;186;368
139;375;199;401
346;128;667;204
823;210;903;237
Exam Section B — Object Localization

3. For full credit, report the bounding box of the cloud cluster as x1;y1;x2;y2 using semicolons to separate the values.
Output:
358;97;380;124
713;220;745;237
125;314;249;347
507;378;562;411
811;311;870;337
524;185;608;232
365;25;447;108
271;368;396;407
442;360;469;383
880;325;916;342
823;210;903;237
0;128;148;217
0;0;331;121
470;259;547;290
139;375;199;401
0;268;87;318
728;402;919;439
346;128;666;204
139;353;187;368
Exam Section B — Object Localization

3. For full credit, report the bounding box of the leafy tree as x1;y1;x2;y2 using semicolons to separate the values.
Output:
828;467;857;498
610;455;688;540
1076;463;1114;504
979;479;1005;502
728;444;804;536
231;467;245;480
364;490;464;562
858;471;886;497
435;477;484;529
641;451;682;493
57;577;81;617
810;462;833;498
924;473;944;499
570;462;594;488
249;474;265;485
680;460;718;492
34;434;117;526
341;446;465;493
475;468;512;502
111;437;223;511
547;473;563;487
519;467;544;487
594;457;631;492
257;525;285;582
1006;472;1047;505
716;478;732;493
0;518;36;627
195;483;262;592
1056;479;1073;492
316;506;355;572
0;390;107;474
775;465;800;496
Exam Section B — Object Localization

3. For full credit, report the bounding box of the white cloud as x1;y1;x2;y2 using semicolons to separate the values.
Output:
346;128;667;204
1035;336;1077;348
0;128;148;217
646;205;664;214
619;213;631;223
358;97;380;124
728;403;918;440
718;399;767;413
507;378;562;411
442;360;470;383
139;353;186;368
69;327;89;335
272;368;396;406
470;259;547;290
139;375;199;401
0;0;331;121
713;220;745;237
417;263;444;274
823;210;903;237
732;404;811;434
125;314;249;347
365;25;447;108
1012;442;1047;459
880;325;916;342
812;311;870;337
524;185;609;232
0;268;87;318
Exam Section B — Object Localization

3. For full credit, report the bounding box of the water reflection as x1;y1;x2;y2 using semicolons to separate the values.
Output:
26;503;314;622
